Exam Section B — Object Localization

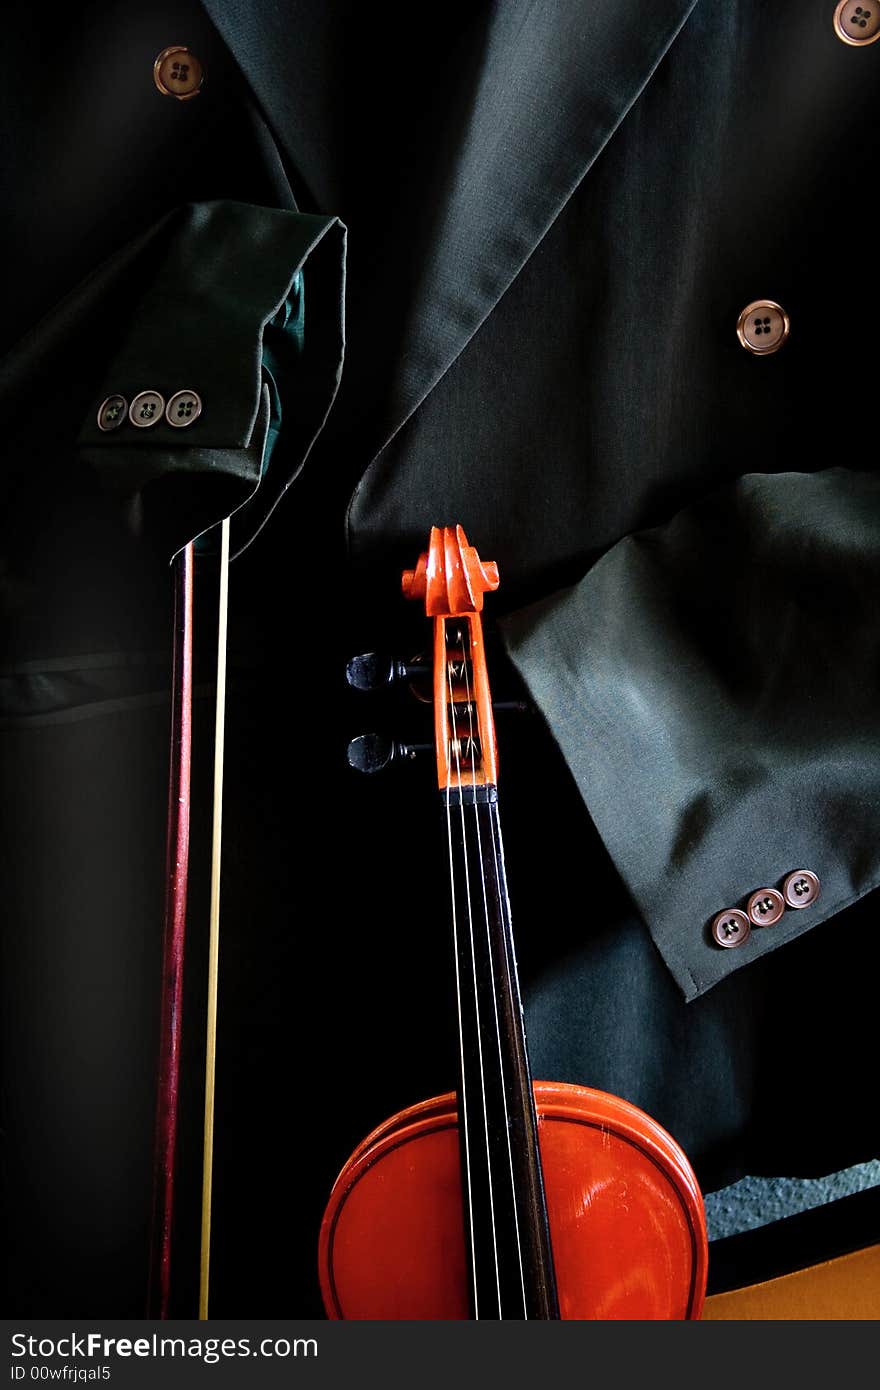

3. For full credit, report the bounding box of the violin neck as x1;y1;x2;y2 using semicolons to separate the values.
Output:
445;784;559;1320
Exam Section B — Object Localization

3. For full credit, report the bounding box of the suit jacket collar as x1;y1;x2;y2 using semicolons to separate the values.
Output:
203;0;700;466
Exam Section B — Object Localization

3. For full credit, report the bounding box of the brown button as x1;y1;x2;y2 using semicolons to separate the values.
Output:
737;300;790;356
746;888;785;927
834;2;880;45
782;869;821;909
154;46;204;100
711;909;751;949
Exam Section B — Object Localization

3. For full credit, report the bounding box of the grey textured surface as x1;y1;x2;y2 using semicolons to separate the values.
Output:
705;1161;880;1240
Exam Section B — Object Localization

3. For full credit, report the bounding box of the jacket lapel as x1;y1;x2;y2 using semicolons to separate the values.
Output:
203;0;700;464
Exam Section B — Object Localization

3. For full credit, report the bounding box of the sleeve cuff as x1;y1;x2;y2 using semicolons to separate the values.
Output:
501;468;880;1000
76;200;346;558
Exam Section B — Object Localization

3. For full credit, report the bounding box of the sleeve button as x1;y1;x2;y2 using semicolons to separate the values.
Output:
166;390;203;427
747;888;785;926
711;909;751;948
97;394;127;431
129;390;165;427
782;869;821;908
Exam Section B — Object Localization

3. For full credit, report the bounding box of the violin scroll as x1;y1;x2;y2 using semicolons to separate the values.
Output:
402;525;499;617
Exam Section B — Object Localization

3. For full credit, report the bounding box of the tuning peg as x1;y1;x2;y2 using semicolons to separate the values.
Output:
346;732;433;774
345;651;429;693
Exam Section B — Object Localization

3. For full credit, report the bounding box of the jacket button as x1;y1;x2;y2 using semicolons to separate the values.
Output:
166;390;203;427
746;888;785;927
129;390;165;428
834;2;880;44
737;300;790;355
711;909;751;948
153;46;205;100
782;869;821;908
97;394;127;432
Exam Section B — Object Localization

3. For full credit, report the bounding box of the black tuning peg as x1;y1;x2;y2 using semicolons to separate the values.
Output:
345;651;430;693
346;732;433;774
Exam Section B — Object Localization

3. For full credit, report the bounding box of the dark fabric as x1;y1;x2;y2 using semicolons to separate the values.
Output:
503;468;880;998
0;0;289;357
343;0;880;994
1;0;879;1319
346;0;880;593
204;0;700;465
75;200;345;556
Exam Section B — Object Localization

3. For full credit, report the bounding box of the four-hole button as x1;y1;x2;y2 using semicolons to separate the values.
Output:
834;2;880;44
166;389;203;428
711;909;752;949
154;46;205;100
782;869;821;909
737;300;790;356
747;888;786;927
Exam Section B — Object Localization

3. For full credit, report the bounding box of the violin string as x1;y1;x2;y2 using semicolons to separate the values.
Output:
444;716;479;1321
486;755;535;1315
459;621;528;1320
199;514;230;1321
446;617;502;1319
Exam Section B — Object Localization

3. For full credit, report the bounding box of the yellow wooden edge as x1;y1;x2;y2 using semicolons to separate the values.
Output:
702;1242;880;1320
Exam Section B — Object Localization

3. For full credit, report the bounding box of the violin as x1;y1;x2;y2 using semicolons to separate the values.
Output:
319;526;708;1320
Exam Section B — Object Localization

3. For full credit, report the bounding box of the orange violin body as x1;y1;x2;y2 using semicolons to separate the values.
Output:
320;1082;706;1320
323;527;708;1320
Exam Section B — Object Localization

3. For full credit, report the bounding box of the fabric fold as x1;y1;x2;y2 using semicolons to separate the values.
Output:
502;468;880;1000
74;200;346;556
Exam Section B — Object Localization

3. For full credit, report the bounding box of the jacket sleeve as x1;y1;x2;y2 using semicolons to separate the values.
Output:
501;466;880;1001
74;200;346;558
2;200;345;563
0;199;345;715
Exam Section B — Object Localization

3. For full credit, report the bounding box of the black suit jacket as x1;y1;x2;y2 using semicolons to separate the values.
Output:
1;0;878;1315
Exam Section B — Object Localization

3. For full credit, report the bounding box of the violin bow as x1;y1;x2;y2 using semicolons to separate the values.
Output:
146;541;194;1319
199;515;231;1319
146;515;231;1320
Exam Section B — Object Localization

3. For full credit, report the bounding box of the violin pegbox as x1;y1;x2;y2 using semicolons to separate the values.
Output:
402;526;500;792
